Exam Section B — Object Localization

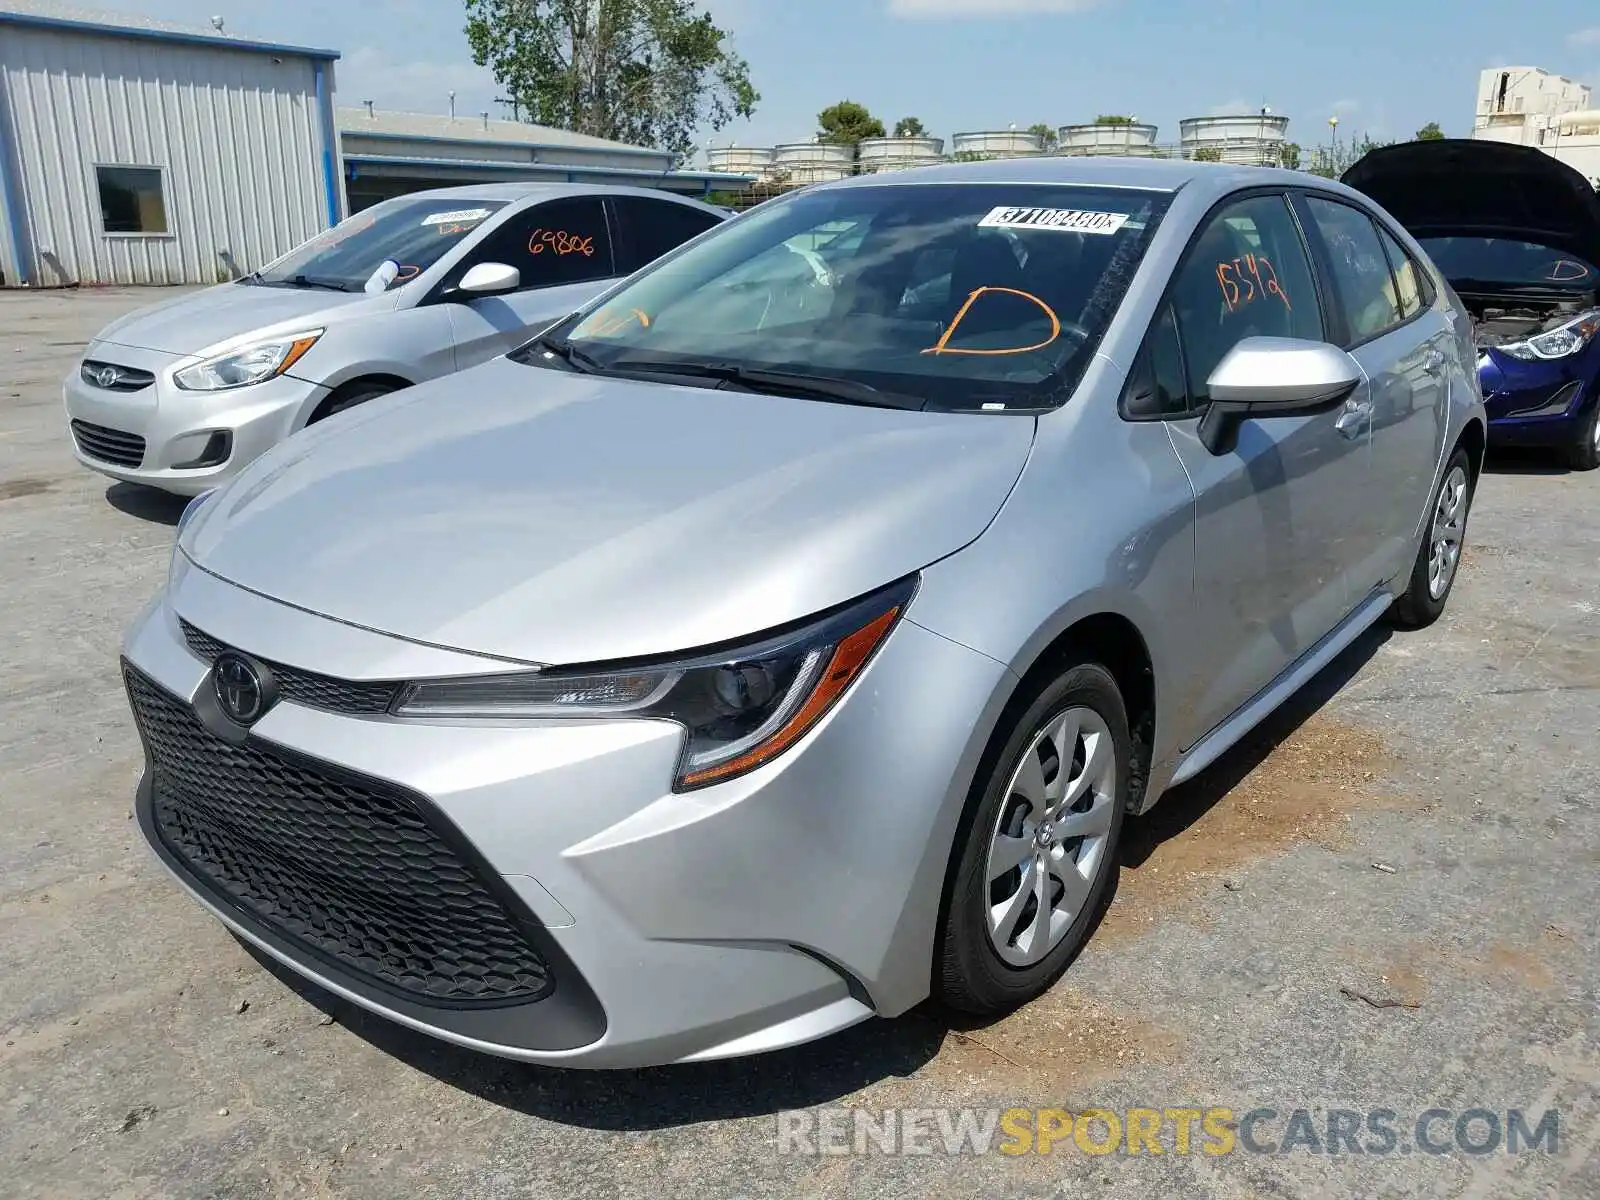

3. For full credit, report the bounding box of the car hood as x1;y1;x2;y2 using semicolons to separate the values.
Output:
1341;138;1600;269
92;281;385;357
180;358;1037;665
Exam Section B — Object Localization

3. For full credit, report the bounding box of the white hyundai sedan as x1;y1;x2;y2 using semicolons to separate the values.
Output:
63;183;728;496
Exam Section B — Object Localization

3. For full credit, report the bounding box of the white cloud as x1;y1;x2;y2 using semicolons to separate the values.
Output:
1567;27;1600;47
888;0;1101;17
335;46;501;118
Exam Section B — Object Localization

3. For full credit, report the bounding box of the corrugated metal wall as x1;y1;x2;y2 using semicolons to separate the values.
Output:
0;25;328;286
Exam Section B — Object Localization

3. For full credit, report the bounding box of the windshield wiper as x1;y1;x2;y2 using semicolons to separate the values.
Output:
607;358;926;410
279;274;354;293
515;334;604;374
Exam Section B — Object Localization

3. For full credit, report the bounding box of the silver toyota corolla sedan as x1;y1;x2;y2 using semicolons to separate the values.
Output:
120;156;1485;1068
64;183;727;496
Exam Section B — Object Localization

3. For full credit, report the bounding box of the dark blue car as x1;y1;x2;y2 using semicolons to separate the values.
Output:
1345;139;1600;470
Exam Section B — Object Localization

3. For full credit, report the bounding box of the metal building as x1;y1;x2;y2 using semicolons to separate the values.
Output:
339;106;750;211
0;1;342;287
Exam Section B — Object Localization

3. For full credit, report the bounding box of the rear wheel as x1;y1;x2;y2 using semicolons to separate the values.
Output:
1565;402;1600;472
935;662;1130;1016
1390;445;1474;629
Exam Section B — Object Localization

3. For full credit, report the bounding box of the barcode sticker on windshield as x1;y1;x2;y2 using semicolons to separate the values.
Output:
420;208;492;226
978;206;1129;235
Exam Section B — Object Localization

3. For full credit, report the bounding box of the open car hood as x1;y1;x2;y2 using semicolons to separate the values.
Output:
1342;138;1600;270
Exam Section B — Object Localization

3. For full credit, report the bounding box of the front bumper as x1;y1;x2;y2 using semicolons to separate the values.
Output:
63;342;330;497
1478;349;1597;447
119;560;1009;1067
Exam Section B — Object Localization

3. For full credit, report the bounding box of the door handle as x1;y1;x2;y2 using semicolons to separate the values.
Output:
1334;401;1372;438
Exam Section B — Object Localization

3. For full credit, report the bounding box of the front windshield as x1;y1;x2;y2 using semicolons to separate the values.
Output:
253;197;510;292
555;182;1172;411
1419;236;1599;288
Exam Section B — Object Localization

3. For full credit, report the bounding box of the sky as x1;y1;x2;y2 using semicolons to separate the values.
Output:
111;0;1600;163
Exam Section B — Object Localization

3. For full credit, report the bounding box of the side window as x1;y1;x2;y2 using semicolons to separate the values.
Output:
614;196;723;270
1374;223;1425;319
1167;193;1323;407
1302;197;1404;344
474;197;616;290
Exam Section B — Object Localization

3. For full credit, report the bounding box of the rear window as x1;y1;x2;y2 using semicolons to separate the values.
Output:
1418;237;1599;288
560;182;1174;412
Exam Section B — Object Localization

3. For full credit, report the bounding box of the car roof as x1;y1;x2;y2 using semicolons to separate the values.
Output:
372;182;721;208
813;154;1360;206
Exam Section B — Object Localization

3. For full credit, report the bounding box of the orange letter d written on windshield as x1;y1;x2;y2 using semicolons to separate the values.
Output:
922;287;1062;356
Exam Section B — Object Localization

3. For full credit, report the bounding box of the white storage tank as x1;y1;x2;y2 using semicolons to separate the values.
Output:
1057;122;1159;157
950;129;1045;159
1179;113;1291;166
705;145;776;178
855;135;945;173
772;141;855;184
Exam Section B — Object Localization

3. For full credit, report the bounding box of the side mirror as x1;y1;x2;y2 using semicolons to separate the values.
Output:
1197;336;1363;455
458;262;521;296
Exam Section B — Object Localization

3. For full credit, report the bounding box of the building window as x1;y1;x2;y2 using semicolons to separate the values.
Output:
95;166;168;235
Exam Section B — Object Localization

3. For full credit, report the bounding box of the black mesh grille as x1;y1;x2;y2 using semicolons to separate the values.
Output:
126;665;554;1006
70;419;146;468
179;620;401;716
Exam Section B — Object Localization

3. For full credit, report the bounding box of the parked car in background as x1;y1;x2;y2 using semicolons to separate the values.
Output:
122;156;1483;1068
64;183;728;496
1344;138;1600;470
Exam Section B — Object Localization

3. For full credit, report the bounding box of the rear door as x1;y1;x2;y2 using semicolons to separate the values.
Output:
608;194;726;273
438;196;621;369
1295;193;1451;590
1126;190;1374;743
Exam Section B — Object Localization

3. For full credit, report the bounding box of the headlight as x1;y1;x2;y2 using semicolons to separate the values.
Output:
392;575;917;790
174;330;323;391
1499;309;1600;361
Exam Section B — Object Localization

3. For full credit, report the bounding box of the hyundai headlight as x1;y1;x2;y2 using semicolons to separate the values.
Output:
174;330;324;391
391;576;917;790
1498;309;1600;361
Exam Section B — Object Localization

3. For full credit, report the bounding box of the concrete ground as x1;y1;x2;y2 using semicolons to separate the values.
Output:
2;287;1597;1200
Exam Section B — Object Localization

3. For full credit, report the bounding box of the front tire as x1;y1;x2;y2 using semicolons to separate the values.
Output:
935;662;1130;1016
1390;445;1474;629
1565;402;1600;472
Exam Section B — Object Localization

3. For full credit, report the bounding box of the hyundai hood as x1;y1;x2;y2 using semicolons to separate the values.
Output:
179;358;1036;665
91;281;384;358
1341;138;1600;270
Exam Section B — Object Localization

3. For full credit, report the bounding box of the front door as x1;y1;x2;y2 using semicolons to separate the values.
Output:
1141;191;1376;745
443;196;622;369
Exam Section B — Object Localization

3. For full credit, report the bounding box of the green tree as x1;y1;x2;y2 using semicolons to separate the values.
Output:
463;0;758;158
1192;146;1222;162
817;100;885;146
892;116;926;138
1028;122;1059;150
1094;114;1135;125
951;150;992;162
1415;121;1445;141
1309;133;1392;177
1279;141;1302;170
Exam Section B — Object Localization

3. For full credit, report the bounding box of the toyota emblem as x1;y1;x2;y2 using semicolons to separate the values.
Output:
212;652;269;725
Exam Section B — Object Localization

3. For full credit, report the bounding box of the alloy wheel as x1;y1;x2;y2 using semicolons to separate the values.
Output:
1427;464;1469;601
984;706;1118;967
